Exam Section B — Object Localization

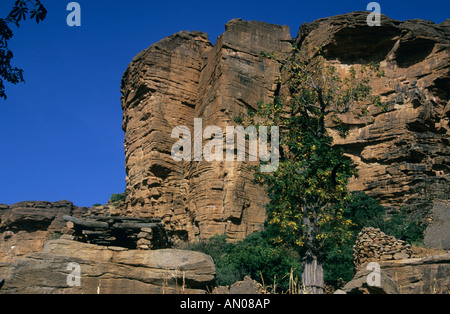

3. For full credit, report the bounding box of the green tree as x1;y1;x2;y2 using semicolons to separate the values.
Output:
244;45;385;293
1;0;47;99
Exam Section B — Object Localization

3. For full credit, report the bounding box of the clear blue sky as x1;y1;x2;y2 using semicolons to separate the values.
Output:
0;0;448;207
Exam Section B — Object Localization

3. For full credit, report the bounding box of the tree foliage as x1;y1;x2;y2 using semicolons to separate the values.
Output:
0;0;47;99
184;231;302;291
241;45;386;266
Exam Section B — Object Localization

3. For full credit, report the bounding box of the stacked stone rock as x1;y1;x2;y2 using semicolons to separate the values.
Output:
62;215;171;250
354;227;413;267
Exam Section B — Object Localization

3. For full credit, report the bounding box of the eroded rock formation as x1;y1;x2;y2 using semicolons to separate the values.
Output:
121;12;449;242
342;253;450;294
0;200;84;263
299;13;450;213
121;19;292;241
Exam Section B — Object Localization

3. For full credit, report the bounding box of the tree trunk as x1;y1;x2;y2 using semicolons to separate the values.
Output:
301;210;324;294
302;254;324;294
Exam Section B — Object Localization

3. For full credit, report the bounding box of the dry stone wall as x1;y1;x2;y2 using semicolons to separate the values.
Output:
353;227;414;268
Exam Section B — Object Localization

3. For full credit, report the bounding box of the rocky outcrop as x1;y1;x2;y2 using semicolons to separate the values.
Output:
0;239;215;294
343;253;450;294
297;12;450;213
121;12;449;241
121;19;291;242
424;201;450;249
353;227;414;267
0;201;85;263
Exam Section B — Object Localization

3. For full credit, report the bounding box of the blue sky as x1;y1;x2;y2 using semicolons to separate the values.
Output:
0;0;448;207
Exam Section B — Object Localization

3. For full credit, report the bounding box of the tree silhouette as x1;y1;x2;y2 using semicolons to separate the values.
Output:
0;0;47;100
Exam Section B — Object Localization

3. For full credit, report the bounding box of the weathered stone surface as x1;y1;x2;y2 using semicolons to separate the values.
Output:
296;12;450;212
380;253;450;294
121;12;449;241
121;20;291;242
424;201;450;249
0;239;215;294
342;262;399;294
0;201;86;263
353;227;413;267
211;275;265;294
344;253;450;294
62;215;170;249
228;276;265;294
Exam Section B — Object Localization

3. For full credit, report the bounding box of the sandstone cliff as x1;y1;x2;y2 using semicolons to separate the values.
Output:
298;12;450;214
121;20;291;241
121;12;449;242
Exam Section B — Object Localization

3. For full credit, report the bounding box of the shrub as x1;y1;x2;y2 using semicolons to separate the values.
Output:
184;230;302;291
110;192;126;203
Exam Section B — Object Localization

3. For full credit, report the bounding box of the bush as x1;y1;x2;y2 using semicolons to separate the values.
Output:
322;192;385;286
184;230;302;291
383;207;427;244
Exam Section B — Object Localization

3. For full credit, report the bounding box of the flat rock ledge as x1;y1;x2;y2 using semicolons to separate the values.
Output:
340;253;450;294
0;239;215;294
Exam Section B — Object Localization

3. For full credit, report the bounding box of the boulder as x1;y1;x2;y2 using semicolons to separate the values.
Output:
342;262;399;294
0;239;215;294
343;253;450;294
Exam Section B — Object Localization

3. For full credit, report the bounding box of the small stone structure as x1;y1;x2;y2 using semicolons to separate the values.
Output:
353;227;413;268
62;215;171;250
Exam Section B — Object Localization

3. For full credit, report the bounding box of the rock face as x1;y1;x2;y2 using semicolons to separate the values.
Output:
0;201;85;263
121;12;449;241
297;12;450;213
424;201;450;249
0;201;216;294
343;253;450;294
0;239;215;294
121;19;291;242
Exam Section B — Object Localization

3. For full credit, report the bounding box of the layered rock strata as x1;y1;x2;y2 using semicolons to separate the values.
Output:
121;12;450;241
0;239;215;294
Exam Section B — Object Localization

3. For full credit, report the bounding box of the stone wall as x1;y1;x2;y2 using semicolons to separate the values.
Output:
353;227;413;268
